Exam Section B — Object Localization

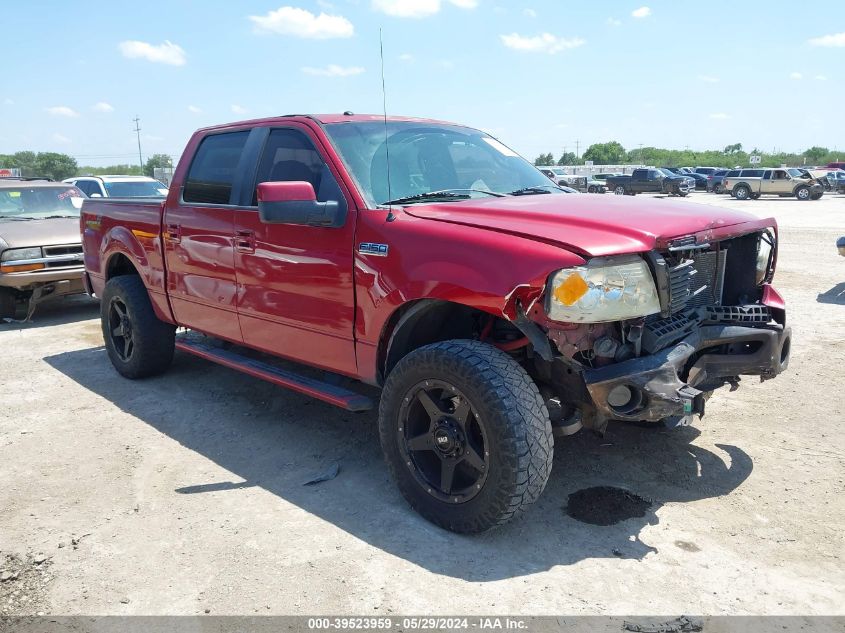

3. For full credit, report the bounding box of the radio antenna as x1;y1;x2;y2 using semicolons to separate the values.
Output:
379;28;394;213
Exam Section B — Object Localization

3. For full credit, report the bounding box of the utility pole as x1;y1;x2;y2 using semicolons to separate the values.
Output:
575;140;580;159
133;116;143;171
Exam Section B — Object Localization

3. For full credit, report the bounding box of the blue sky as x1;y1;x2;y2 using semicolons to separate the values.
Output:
1;0;842;166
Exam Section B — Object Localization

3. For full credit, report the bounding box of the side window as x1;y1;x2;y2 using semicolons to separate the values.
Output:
251;128;344;207
77;180;97;196
763;170;772;179
183;131;250;205
727;170;740;177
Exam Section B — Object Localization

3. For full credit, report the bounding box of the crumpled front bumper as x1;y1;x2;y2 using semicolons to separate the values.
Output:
582;324;792;423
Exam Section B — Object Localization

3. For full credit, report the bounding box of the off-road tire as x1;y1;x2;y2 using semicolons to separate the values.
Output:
795;186;811;201
379;340;554;533
0;289;17;320
101;275;176;379
734;185;751;200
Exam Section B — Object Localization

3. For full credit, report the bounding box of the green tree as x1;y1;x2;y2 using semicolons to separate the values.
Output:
557;152;578;166
27;153;77;180
77;164;143;176
724;143;743;155
802;146;829;163
582;141;626;165
144;153;173;178
534;152;555;166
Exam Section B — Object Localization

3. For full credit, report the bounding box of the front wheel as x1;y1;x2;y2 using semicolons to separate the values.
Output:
101;275;176;379
795;186;811;201
379;340;553;533
587;185;596;193
614;185;626;195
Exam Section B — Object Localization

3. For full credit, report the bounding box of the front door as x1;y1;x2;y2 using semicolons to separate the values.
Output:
232;126;358;376
163;130;250;343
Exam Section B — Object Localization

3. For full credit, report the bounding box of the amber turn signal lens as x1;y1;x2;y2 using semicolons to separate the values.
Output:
553;272;589;306
0;263;46;273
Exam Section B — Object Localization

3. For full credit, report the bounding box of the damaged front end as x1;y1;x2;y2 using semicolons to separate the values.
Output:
527;228;791;433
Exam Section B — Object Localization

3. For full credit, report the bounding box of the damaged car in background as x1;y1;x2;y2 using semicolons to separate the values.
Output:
0;178;87;320
81;114;792;533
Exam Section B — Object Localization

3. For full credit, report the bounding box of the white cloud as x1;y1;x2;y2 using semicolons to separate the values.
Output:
815;75;828;81
119;40;186;66
302;64;365;76
789;72;803;80
52;133;71;144
500;32;585;54
398;53;414;61
631;6;651;18
45;106;79;117
606;17;621;26
808;32;845;47
523;8;537;17
249;6;354;38
372;0;440;18
709;113;730;120
697;75;719;83
187;105;203;113
231;104;248;115
93;102;114;113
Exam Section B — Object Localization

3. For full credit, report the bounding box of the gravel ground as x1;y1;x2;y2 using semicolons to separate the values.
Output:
1;191;843;616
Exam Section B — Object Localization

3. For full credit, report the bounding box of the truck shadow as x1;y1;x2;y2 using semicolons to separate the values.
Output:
44;346;753;582
0;295;99;330
817;283;845;305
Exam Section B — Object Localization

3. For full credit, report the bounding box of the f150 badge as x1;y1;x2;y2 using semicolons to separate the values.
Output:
359;243;389;256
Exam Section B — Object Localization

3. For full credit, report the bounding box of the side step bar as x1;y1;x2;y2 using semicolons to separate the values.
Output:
175;338;374;413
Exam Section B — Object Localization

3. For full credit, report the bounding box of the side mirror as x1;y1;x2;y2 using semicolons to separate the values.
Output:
257;181;345;228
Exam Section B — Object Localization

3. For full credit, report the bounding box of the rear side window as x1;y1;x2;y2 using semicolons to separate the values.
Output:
183;131;250;204
726;170;740;177
740;169;764;177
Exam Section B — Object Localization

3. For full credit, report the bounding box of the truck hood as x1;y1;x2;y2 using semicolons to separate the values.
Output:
403;194;771;257
0;217;81;250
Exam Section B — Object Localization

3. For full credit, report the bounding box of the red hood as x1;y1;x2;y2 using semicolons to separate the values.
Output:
403;194;774;257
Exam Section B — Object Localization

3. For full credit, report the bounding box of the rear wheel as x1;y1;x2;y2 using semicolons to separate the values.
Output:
101;275;176;379
795;186;811;201
734;185;751;200
588;185;596;193
379;340;553;533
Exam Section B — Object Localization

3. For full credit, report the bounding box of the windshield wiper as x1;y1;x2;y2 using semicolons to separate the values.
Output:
382;188;505;206
509;186;557;196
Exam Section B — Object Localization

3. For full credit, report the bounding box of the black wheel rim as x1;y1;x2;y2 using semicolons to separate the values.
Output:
397;380;489;504
108;298;134;362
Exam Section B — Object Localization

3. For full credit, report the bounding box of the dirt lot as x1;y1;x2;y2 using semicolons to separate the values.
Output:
1;191;843;616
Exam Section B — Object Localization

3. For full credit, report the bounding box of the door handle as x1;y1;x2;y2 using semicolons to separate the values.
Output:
235;229;255;252
166;223;181;242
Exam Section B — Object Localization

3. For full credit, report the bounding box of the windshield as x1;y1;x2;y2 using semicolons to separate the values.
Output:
324;121;560;206
0;186;84;219
104;180;168;197
657;168;675;177
787;168;804;178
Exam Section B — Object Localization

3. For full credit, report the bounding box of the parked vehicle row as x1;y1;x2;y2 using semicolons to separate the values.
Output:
605;168;693;196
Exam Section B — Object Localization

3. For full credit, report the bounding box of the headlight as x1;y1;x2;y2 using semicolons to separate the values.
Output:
547;255;661;323
0;247;44;273
756;231;774;284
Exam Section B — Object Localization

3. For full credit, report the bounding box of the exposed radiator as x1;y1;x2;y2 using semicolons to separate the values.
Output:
667;249;727;313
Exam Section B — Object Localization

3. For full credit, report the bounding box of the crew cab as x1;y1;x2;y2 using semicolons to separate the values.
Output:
82;114;792;533
723;168;824;201
63;175;169;199
1;178;87;319
605;168;692;196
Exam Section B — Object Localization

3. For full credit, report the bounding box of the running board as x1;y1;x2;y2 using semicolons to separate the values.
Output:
174;338;374;412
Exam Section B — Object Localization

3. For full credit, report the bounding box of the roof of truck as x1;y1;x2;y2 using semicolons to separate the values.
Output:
196;113;464;133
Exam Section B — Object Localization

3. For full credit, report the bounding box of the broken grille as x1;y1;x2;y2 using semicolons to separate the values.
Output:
667;249;727;314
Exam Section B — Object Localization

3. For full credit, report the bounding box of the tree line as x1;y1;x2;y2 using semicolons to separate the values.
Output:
535;143;841;168
0;152;174;181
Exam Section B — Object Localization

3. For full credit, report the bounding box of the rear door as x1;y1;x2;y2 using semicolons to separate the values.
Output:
231;124;358;376
163;130;250;343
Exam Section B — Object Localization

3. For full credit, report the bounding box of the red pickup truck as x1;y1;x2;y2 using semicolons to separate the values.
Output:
81;114;791;533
